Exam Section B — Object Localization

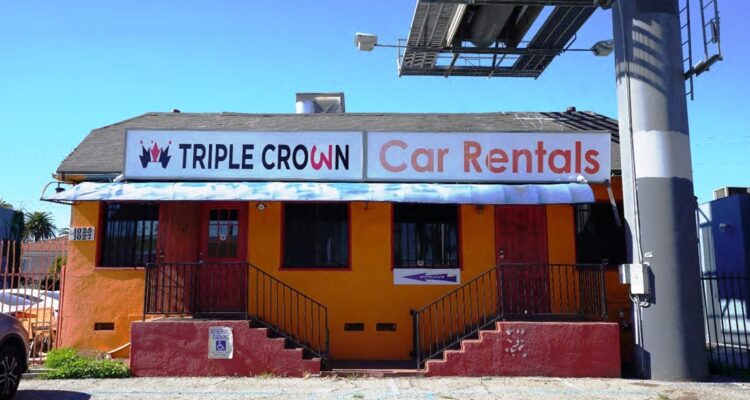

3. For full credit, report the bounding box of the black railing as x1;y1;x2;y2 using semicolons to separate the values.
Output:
701;273;750;374
144;261;248;317
412;263;607;368
248;266;329;362
144;261;329;363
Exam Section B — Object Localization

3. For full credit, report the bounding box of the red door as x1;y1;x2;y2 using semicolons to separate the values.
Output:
152;203;202;314
159;202;202;262
196;203;248;316
494;206;550;315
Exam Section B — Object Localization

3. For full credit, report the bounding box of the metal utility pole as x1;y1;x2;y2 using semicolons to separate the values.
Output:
612;0;707;380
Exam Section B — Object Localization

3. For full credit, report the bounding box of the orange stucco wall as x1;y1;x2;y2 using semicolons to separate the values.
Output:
59;180;630;361
59;202;146;354
248;202;498;360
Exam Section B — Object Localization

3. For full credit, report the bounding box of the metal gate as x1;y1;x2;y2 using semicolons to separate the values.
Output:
0;239;65;365
701;273;750;374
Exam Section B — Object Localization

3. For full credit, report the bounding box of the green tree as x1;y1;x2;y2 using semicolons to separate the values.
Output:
7;210;24;241
58;227;69;237
3;210;25;288
24;211;57;242
0;199;12;209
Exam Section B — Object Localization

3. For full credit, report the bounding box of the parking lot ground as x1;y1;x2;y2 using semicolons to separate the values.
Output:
16;376;750;400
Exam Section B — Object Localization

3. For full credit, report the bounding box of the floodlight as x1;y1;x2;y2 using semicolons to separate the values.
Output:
591;40;615;57
355;33;378;52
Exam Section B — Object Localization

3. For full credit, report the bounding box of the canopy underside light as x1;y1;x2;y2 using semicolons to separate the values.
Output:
43;181;595;205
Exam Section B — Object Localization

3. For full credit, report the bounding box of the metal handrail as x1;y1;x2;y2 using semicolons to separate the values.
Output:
412;263;607;368
248;264;329;363
143;261;329;365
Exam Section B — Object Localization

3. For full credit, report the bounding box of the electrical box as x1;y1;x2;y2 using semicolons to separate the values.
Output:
619;263;650;295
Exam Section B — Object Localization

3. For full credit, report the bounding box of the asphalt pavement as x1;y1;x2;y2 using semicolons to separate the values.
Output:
16;376;750;400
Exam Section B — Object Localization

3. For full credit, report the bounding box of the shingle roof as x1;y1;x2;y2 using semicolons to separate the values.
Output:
56;111;621;176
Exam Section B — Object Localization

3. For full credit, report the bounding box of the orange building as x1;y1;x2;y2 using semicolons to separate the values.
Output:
44;103;632;376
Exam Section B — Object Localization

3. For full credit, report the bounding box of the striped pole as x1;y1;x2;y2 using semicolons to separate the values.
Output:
612;0;707;380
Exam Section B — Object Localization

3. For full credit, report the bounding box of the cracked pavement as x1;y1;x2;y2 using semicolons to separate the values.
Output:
16;376;750;399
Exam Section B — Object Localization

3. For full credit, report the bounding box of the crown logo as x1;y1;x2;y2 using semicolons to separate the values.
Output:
139;140;171;168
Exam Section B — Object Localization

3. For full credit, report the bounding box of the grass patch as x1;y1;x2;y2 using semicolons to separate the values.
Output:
43;348;130;379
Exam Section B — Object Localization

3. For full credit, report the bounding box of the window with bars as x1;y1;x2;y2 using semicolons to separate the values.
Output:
207;208;240;259
283;203;349;268
100;203;159;267
393;204;459;269
574;203;626;266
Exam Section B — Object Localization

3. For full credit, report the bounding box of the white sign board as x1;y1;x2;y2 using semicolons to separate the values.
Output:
123;130;611;183
394;268;461;285
208;326;233;359
124;130;363;181
367;132;611;183
69;227;95;241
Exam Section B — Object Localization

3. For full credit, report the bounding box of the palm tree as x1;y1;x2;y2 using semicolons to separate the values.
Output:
58;227;70;237
0;199;12;209
24;211;57;242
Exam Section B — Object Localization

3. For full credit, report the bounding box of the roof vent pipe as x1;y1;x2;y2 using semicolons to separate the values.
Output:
295;92;345;114
295;100;316;114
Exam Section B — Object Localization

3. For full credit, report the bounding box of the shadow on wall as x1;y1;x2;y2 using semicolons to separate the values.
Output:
17;390;91;400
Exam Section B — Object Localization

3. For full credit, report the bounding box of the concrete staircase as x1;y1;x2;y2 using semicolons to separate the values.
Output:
322;360;424;378
425;321;621;378
130;319;321;377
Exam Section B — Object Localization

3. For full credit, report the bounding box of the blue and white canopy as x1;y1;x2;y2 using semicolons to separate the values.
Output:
44;181;595;205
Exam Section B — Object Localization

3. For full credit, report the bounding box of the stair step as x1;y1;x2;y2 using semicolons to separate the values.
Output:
425;321;503;362
442;349;462;361
321;369;425;378
424;359;445;368
461;339;483;349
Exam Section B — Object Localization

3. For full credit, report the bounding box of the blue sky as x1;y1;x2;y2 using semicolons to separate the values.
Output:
0;1;747;228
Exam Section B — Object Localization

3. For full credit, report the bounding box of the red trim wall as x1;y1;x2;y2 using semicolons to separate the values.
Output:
426;321;621;377
130;320;321;377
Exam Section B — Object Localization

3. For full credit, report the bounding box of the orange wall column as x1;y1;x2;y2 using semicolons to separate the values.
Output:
59;202;146;356
546;205;576;313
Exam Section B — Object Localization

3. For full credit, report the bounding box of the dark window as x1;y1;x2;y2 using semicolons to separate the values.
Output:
100;203;159;267
574;203;626;265
393;204;459;269
283;203;349;268
207;208;239;259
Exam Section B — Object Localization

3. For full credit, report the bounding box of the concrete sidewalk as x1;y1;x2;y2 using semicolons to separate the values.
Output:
16;376;750;400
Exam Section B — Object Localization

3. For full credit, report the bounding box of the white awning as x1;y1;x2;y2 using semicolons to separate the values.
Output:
43;181;595;205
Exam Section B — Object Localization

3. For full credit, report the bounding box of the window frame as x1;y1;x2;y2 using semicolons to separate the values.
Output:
97;201;161;269
279;202;352;271
573;202;626;266
201;202;248;263
391;203;462;270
